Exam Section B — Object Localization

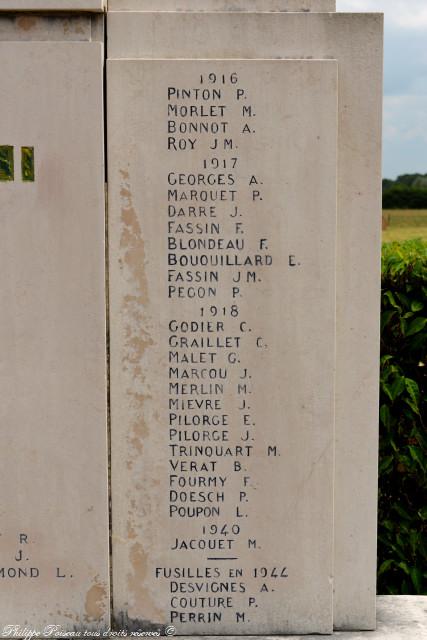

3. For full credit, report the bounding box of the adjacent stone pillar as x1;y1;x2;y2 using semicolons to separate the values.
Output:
0;7;109;636
1;1;105;9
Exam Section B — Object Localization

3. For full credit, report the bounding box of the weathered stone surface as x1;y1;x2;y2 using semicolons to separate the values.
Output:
0;0;104;11
108;57;337;635
0;41;109;635
108;0;336;12
0;15;92;41
107;10;383;631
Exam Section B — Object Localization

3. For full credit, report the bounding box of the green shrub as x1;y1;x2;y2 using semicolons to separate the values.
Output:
378;239;427;594
383;185;427;209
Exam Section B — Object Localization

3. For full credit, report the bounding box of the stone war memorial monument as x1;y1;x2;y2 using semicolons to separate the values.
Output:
0;0;386;637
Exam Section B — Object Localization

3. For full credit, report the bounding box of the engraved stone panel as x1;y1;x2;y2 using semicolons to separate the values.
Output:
108;58;337;635
108;0;336;11
107;11;383;630
0;42;109;635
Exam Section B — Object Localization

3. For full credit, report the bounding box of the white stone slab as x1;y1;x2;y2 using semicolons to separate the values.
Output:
107;11;383;631
0;42;109;635
108;58;337;635
108;0;336;11
0;0;104;11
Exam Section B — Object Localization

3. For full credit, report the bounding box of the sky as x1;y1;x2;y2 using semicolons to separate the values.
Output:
337;0;427;179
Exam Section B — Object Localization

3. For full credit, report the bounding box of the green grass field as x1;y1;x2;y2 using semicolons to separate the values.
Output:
383;209;427;243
